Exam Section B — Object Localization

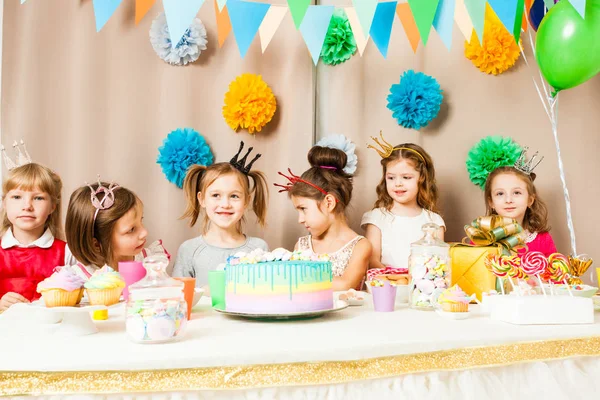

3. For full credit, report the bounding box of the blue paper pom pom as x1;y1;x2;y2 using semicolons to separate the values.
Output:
157;128;214;188
386;70;443;130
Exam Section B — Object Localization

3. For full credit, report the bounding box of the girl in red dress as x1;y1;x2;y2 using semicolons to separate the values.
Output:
0;163;74;311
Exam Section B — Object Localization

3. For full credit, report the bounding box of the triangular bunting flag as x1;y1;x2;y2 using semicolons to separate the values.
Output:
407;0;440;45
488;0;518;34
287;0;311;29
543;0;556;10
215;0;232;48
396;2;421;53
513;0;525;42
433;0;455;51
454;0;474;40
259;6;287;53
20;0;26;3
352;0;378;37
92;0;123;32
163;0;205;47
569;0;586;18
464;0;486;43
345;7;369;56
217;0;227;12
370;2;397;58
299;5;334;65
228;0;270;58
135;0;156;25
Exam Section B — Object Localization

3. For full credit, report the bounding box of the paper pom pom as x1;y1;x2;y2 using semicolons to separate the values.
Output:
386;70;443;130
464;15;520;75
157;128;214;188
316;134;358;175
321;9;357;66
223;73;276;134
150;13;208;66
466;136;523;189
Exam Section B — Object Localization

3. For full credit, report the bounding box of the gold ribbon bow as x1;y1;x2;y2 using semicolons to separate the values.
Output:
464;216;527;251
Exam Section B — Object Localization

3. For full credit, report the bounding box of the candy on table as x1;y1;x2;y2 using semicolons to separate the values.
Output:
339;289;365;301
409;254;449;307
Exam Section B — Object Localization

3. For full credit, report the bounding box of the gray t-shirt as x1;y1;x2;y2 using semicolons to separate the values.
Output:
172;236;269;286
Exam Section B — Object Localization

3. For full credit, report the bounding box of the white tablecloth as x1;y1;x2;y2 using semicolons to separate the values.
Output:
1;296;599;398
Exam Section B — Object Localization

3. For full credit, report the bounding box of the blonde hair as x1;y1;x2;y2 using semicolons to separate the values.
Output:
484;166;550;233
65;183;141;267
181;163;268;234
0;163;64;239
373;143;440;213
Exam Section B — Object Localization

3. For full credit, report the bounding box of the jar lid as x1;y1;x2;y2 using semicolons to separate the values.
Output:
411;222;449;248
129;256;184;296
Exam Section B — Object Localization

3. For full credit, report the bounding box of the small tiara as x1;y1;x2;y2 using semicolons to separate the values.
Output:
273;168;338;203
367;131;425;162
85;175;120;224
1;140;32;171
230;141;261;175
514;146;543;175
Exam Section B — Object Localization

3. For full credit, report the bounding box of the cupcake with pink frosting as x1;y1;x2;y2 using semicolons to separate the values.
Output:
437;284;471;312
36;267;86;307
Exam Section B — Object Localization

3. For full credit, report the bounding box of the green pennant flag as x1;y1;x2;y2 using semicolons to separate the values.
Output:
407;0;441;45
287;0;311;29
513;0;525;43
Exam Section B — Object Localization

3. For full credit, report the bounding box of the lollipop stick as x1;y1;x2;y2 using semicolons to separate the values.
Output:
549;281;555;296
563;278;573;297
537;275;547;296
507;277;518;295
499;277;506;295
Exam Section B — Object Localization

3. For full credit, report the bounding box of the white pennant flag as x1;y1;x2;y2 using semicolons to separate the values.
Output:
345;7;369;56
455;0;474;41
258;5;288;53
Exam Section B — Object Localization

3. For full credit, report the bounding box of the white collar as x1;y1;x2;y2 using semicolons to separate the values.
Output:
1;228;55;249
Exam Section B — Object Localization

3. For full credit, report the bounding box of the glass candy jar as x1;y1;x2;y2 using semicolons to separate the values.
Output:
408;223;450;310
126;256;187;343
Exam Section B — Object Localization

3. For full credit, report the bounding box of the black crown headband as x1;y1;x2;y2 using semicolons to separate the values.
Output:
230;141;261;174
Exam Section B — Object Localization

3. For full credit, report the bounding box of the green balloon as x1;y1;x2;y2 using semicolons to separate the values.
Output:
536;0;600;92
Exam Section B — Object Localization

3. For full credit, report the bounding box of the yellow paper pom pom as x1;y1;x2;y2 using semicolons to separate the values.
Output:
464;13;520;75
222;73;276;134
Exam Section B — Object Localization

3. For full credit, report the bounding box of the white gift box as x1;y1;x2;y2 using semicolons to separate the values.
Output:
490;295;594;325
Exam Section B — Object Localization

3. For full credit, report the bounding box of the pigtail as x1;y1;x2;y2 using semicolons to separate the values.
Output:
180;164;207;228
247;170;269;227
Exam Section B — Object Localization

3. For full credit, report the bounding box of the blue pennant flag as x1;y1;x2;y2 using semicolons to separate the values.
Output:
569;0;586;18
488;0;519;34
433;0;455;51
299;5;334;65
369;2;397;58
228;0;271;58
163;0;206;47
92;0;123;32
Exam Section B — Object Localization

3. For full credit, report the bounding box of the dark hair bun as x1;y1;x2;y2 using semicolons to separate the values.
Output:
307;146;347;172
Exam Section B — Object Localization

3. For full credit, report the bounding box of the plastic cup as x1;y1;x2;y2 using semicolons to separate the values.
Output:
208;270;226;308
173;277;196;319
118;261;146;301
371;280;397;312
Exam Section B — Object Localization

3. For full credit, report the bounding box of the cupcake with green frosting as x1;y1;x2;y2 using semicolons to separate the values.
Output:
84;266;125;306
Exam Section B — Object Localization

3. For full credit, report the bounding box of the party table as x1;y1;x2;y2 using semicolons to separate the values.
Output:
1;296;599;399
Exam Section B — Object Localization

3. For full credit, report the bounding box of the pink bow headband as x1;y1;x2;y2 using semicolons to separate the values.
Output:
85;176;120;224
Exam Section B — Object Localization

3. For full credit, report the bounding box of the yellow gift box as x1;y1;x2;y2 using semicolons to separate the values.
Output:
450;243;502;301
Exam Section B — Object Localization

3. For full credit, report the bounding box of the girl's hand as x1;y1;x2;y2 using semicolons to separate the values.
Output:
0;292;30;311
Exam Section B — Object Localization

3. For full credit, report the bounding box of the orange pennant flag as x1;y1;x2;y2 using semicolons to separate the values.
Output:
522;0;533;32
135;0;156;25
396;3;420;53
215;0;232;48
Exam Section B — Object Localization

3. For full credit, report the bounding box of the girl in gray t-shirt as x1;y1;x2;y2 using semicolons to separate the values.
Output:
172;142;270;287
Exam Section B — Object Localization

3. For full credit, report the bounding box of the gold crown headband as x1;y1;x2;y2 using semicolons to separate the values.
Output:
367;131;426;163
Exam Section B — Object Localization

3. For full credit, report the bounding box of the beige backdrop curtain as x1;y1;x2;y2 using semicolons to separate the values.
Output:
2;0;599;284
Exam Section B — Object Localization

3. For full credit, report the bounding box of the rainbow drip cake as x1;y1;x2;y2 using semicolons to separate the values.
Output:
225;248;333;314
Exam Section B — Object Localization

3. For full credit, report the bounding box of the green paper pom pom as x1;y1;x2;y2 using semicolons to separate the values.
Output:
466;136;523;189
320;9;357;66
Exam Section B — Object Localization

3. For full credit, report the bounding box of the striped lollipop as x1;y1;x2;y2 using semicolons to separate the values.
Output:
521;251;548;276
485;254;511;277
546;253;570;284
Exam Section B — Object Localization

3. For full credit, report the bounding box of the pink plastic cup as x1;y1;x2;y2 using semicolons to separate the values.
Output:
118;261;146;301
371;280;397;312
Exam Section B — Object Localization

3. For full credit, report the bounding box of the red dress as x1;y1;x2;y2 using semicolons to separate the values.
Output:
0;239;67;301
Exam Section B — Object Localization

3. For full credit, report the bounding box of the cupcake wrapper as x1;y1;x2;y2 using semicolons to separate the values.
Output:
41;289;80;308
76;288;84;305
442;302;468;312
86;287;123;306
